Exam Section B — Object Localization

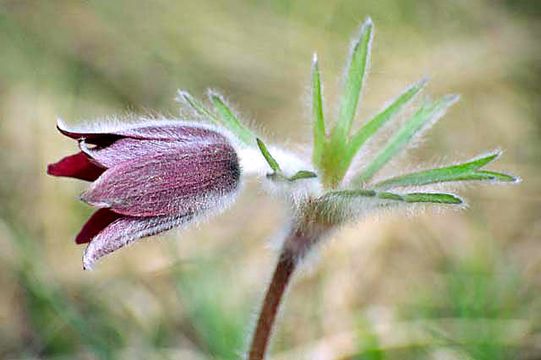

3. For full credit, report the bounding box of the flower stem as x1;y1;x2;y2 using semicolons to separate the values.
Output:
248;248;296;360
248;223;327;359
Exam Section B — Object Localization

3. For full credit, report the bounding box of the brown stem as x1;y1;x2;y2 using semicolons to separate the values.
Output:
248;223;327;360
248;248;296;360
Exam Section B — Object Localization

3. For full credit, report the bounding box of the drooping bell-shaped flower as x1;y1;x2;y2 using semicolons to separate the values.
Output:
48;119;241;269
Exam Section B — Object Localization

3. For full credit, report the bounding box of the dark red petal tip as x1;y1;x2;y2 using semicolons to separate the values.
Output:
47;152;105;182
75;208;123;244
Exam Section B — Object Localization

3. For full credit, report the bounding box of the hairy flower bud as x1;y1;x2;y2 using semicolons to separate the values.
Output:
47;119;241;269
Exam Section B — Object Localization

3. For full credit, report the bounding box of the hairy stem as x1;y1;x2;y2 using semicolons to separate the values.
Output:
248;248;296;360
248;224;327;359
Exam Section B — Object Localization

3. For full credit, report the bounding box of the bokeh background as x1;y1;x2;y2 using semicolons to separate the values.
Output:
0;0;539;359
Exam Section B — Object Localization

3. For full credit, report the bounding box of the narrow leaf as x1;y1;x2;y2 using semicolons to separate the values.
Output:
353;94;459;185
400;192;463;204
346;79;427;162
256;138;281;173
374;151;517;189
463;152;500;169
323;189;462;205
209;92;255;145
176;90;221;125
332;17;374;142
376;191;404;201
322;189;376;201
475;170;518;183
312;53;326;167
289;170;317;181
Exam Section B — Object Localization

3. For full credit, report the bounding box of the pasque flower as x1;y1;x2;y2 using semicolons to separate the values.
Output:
48;120;241;269
48;18;519;359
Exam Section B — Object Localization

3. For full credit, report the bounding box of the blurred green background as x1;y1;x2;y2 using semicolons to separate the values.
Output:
0;0;539;359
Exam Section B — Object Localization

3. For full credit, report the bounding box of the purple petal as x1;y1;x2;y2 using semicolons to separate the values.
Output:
58;120;221;142
76;209;123;244
47;152;105;181
115;124;222;141
81;141;240;217
80;138;188;168
82;213;193;270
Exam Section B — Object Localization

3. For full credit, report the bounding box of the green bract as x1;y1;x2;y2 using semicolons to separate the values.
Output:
177;17;518;211
176;90;255;145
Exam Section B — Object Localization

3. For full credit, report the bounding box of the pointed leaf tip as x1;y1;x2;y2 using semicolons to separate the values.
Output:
256;138;281;173
175;89;187;102
442;94;460;106
362;17;374;29
477;170;519;183
332;16;375;142
418;76;429;85
311;51;326;168
469;150;502;168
